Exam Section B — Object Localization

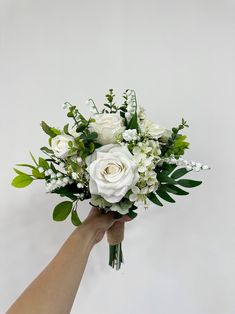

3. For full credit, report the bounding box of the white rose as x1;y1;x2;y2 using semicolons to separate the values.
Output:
86;144;139;203
51;135;74;158
140;119;167;139
89;113;125;145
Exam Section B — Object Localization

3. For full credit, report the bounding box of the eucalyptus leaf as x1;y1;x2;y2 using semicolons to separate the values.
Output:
11;175;33;188
53;201;73;221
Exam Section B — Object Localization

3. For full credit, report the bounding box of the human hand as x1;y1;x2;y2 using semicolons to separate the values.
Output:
82;207;132;245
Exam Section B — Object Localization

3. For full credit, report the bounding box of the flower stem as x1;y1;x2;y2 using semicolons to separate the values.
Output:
109;243;123;270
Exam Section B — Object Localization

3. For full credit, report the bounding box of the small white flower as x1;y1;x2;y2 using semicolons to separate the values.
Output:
63;177;70;184
77;157;82;164
125;112;131;120
38;167;44;173
129;186;148;203
77;183;83;188
122;129;138;142
50;173;57;179
47;169;53;175
56;172;63;178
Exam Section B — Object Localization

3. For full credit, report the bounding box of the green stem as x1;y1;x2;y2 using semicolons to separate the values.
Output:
109;243;123;270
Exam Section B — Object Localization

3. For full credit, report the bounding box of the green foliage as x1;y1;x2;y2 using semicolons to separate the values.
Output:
40;146;54;154
30;152;38;166
128;112;138;130
164;135;189;158
16;163;35;169
160;184;189;195
51;184;78;201
148;164;202;206
171;167;190;179
177;179;202;188
162;118;190;157
156;188;175;203
127;210;138;219
71;210;82;226
11;175;33;188
53;201;73;221
157;172;176;184
147;192;163;206
13;168;29;176
38;157;49;170
32;168;44;179
40;121;58;138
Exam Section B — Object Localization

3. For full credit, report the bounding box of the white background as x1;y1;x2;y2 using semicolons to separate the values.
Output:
1;0;235;313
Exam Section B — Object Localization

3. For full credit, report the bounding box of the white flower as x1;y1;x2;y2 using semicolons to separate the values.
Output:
122;129;138;142
129;186;148;202
89;113;125;145
86;144;139;203
38;167;44;173
51;135;74;158
140;119;168;139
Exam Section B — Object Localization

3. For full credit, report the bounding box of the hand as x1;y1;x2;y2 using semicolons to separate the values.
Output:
82;207;132;245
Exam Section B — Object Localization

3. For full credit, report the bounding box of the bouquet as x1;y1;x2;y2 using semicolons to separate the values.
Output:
12;89;209;270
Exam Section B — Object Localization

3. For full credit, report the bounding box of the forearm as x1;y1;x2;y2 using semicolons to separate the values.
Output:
7;225;96;314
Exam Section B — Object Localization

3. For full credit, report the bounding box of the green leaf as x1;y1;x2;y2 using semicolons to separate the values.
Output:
13;168;29;176
38;157;49;170
30;152;38;166
40;121;57;138
87;132;98;140
171;167;189;179
71;210;82;226
32;168;44;179
147;192;163;206
63;124;70;135
157;172;176;184
156;188;175;203
16;163;35;169
51;184;78;201
177;179;202;188
159;163;177;175
40;146;54;154
161;184;189;195
128;112;138;129
53;201;73;221
127;210;138;219
11;175;33;188
51;127;61;135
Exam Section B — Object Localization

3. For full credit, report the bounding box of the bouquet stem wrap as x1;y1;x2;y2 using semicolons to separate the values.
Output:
107;221;124;270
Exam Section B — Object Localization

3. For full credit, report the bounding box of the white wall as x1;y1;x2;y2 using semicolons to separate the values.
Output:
1;0;235;313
